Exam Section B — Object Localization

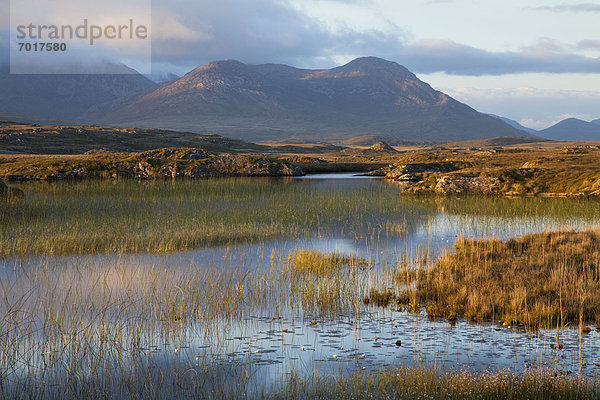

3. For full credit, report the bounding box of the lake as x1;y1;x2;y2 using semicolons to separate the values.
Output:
1;174;600;398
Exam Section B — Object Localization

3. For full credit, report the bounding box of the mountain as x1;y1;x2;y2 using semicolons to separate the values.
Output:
538;118;600;141
0;63;157;123
487;114;538;135
87;57;528;143
592;119;600;126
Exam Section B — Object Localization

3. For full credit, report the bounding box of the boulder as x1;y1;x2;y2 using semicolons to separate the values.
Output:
397;174;419;182
369;141;397;152
386;163;441;179
136;162;154;178
113;162;135;178
158;164;181;178
435;176;501;194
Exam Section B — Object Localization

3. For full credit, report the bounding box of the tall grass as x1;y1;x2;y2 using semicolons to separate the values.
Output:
276;366;599;399
285;249;367;316
395;230;600;329
0;178;422;256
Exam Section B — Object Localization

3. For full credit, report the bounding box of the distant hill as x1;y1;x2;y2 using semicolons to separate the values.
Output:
0;121;345;155
488;114;538;135
537;118;600;141
86;57;528;143
592;119;600;126
0;63;157;123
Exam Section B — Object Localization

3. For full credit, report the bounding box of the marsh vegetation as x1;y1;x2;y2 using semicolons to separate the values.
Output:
1;176;600;398
392;230;600;329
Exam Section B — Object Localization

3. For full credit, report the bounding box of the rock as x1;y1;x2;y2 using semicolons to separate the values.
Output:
435;176;501;194
366;169;388;176
562;147;588;154
386;163;440;179
520;161;538;169
136;162;154;178
184;166;212;178
369;141;397;152
84;148;113;155
113;162;135;178
67;168;89;179
209;154;303;176
397;174;419;182
158;164;181;178
278;164;304;176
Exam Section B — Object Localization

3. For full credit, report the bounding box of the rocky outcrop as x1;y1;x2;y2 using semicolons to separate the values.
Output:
108;150;304;179
2;148;304;181
369;141;397;152
387;163;439;179
385;162;459;180
435;176;501;194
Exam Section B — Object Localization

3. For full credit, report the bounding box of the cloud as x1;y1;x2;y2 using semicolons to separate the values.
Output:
149;0;405;73
531;3;600;12
578;40;600;50
146;1;598;76
1;0;598;77
393;39;600;76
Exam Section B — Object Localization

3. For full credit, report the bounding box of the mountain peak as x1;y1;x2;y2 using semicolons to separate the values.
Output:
559;117;586;124
199;59;246;70
539;117;600;141
331;57;415;79
86;57;525;143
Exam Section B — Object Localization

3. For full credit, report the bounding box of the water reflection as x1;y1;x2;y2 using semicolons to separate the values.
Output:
2;174;600;397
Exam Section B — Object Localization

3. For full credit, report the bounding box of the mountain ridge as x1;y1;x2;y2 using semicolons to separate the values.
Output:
0;62;157;123
86;57;527;143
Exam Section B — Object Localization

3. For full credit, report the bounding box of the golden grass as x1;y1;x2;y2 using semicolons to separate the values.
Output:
286;249;367;275
396;230;600;329
277;366;599;399
386;144;600;196
285;250;368;316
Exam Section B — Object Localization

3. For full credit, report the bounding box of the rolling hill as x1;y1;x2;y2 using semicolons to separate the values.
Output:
537;118;600;141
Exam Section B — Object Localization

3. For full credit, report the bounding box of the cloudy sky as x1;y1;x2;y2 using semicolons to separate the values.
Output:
3;0;600;128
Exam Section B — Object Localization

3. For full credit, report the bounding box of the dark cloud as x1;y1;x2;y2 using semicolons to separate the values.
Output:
392;40;600;76
531;3;600;12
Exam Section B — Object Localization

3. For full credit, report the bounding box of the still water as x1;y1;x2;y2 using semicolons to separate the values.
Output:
2;174;600;396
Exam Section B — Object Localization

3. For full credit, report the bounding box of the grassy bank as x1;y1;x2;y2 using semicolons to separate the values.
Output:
394;230;600;329
384;144;600;196
278;366;599;399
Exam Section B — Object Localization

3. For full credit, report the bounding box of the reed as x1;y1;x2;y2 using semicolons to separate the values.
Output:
0;178;422;256
275;366;599;399
396;230;600;329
